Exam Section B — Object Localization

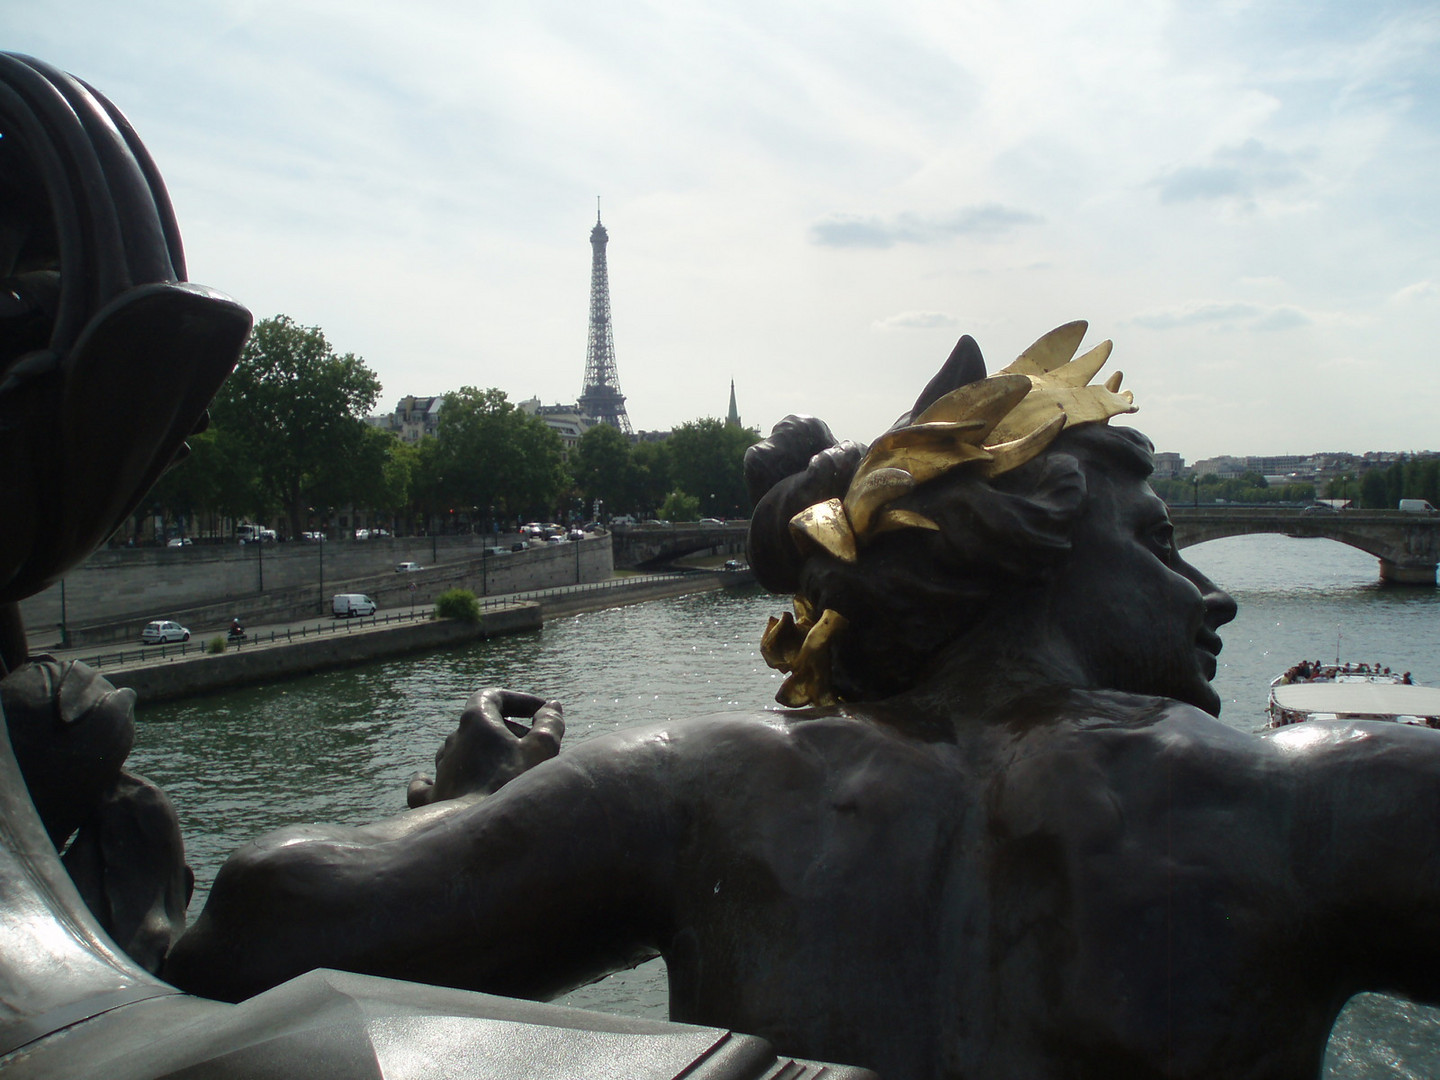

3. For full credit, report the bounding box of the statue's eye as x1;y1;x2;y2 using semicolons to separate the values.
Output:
1147;521;1175;562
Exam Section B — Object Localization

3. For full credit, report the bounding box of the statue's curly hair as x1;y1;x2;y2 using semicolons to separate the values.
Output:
746;414;1156;702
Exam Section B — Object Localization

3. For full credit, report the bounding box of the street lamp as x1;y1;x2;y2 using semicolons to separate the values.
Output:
310;507;324;614
1193;475;1199;508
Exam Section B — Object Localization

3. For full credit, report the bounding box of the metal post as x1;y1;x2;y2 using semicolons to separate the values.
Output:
59;578;69;648
257;536;264;592
318;535;324;615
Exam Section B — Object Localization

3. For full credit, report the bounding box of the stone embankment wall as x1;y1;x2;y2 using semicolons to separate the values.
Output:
110;605;544;704
104;573;743;705
21;535;614;647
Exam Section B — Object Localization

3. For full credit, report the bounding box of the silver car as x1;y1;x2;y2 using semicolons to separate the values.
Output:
141;620;190;644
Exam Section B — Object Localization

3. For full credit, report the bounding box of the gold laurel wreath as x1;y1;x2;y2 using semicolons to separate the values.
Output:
762;320;1136;707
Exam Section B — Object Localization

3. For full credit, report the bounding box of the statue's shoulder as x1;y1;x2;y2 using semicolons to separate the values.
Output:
627;706;958;787
992;690;1262;784
989;693;1271;841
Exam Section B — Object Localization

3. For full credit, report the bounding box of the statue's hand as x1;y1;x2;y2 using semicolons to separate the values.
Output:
406;689;563;808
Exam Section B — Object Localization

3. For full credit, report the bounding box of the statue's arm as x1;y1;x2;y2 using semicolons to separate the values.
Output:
1275;722;1440;1002
164;718;682;1003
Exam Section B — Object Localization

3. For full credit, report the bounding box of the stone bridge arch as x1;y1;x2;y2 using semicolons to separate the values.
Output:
1168;508;1440;585
611;522;749;569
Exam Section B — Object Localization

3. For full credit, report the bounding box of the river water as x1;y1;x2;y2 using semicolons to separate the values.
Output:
127;536;1440;1077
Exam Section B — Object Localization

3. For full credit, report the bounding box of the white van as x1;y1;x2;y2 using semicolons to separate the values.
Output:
331;593;377;618
1398;499;1438;513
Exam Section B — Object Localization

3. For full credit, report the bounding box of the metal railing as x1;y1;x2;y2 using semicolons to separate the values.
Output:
84;608;437;669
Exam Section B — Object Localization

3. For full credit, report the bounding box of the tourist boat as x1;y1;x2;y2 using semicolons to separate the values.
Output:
1267;661;1440;729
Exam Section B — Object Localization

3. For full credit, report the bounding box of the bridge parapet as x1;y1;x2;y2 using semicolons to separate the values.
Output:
1168;507;1440;585
611;522;750;569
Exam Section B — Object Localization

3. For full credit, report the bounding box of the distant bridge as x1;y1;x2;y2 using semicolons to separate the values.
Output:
614;510;1440;584
1170;507;1440;585
611;522;749;569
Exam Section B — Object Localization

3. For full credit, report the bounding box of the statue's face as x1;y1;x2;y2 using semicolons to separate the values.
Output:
1050;466;1236;716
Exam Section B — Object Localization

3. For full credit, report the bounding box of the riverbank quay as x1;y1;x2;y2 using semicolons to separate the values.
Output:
20;530;617;648
53;572;743;705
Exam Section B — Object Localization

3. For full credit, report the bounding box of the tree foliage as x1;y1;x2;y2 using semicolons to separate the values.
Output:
210;315;382;536
572;423;634;515
432;388;568;524
659;489;701;522
627;440;672;517
1340;457;1440;508
665;419;759;518
1152;475;1314;506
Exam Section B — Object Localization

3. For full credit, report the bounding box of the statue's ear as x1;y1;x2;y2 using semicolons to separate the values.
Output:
894;335;987;428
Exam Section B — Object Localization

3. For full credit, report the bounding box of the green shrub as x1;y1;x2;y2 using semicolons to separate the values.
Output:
207;636;226;655
434;588;481;623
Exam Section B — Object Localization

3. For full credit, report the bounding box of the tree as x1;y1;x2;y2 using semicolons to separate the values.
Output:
659;489;701;522
666;418;759;518
1360;468;1389;509
432;388;568;526
211;315;382;537
628;440;672;517
307;421;392;522
374;435;420;533
572;423;633;516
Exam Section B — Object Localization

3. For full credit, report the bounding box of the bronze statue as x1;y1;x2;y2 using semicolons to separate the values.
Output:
164;326;1440;1079
7;42;1440;1080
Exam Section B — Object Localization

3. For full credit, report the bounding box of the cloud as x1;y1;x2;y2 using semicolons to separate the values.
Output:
1153;139;1310;205
872;311;963;331
1390;280;1440;305
1129;301;1313;331
810;204;1040;248
1250;306;1314;331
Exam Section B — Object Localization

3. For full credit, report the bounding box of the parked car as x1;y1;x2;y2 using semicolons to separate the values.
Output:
395;562;423;572
141;620;190;644
331;593;377;618
545;534;565;544
567;529;585;541
510;541;529;552
354;528;370;539
166;537;193;547
484;546;509;556
699;518;723;525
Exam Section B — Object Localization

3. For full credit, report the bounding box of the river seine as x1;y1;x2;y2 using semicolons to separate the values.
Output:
128;535;1440;1077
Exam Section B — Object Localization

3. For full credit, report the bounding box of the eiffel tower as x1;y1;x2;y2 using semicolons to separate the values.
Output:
577;202;633;434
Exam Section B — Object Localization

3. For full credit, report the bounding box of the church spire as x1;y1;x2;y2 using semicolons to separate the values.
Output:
727;379;740;427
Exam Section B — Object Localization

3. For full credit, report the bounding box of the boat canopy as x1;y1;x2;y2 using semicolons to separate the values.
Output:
1270;682;1440;720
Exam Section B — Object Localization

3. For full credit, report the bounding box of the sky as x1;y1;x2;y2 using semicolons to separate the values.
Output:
4;0;1438;461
